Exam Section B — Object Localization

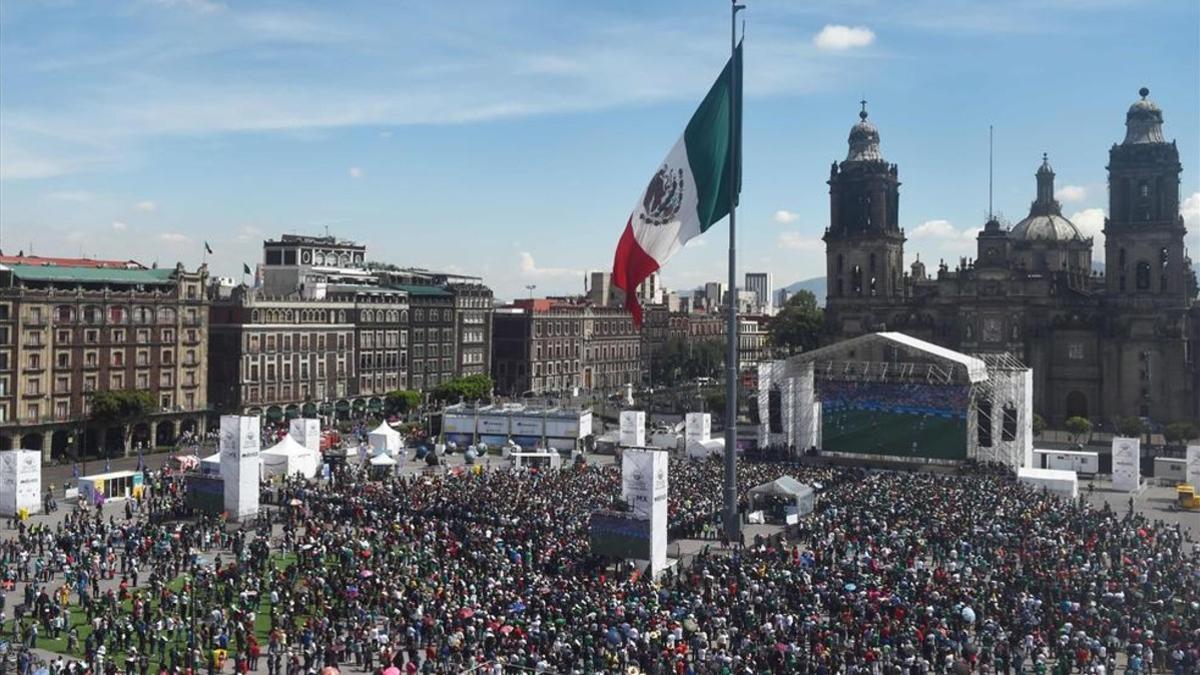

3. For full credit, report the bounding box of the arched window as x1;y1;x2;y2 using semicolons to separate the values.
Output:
1135;261;1151;290
869;253;876;273
851;265;863;296
252;310;260;323
157;307;176;325
56;305;74;322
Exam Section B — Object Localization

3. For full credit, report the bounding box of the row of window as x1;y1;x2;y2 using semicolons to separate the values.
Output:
412;327;454;343
23;347;199;371
359;352;406;370
14;391;199;423
23;368;199;397
244;355;348;383
33;305;200;326
252;307;349;324
246;331;352;353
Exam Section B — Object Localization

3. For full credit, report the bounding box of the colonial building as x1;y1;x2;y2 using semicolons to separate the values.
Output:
0;256;209;459
492;298;640;396
207;290;360;419
824;89;1198;426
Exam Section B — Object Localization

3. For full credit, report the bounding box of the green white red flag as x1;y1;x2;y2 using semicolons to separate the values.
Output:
611;42;742;327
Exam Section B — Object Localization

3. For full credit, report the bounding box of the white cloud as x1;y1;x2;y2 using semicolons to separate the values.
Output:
44;190;94;202
1055;185;1087;202
112;221;128;231
134;200;158;212
772;210;800;225
1068;207;1106;247
813;25;876;51
157;232;189;243
518;252;580;279
1182;191;1200;230
148;0;226;15
234;225;264;241
777;232;823;251
348;167;364;178
910;219;958;239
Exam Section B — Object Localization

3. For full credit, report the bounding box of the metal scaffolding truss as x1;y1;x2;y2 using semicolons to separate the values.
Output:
813;359;968;386
969;352;1029;471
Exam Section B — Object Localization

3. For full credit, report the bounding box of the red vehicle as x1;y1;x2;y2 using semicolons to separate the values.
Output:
320;430;341;452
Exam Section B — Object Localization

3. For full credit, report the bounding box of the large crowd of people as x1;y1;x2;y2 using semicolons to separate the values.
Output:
0;447;1196;675
819;382;971;418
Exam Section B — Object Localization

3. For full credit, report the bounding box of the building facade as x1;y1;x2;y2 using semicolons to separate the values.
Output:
824;90;1198;426
207;290;359;419
0;257;209;459
492;299;641;396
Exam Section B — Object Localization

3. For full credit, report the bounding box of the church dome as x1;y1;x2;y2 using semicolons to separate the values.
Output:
845;102;884;163
1123;87;1165;145
1009;213;1083;242
1009;153;1084;242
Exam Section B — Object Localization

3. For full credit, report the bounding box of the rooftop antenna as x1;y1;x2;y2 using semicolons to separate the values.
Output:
988;125;994;221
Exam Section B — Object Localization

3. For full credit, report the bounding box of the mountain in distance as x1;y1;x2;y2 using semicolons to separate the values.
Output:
781;277;827;307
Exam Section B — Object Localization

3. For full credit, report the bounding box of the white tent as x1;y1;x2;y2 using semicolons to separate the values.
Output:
201;452;222;476
261;434;320;479
369;453;397;466
686;438;724;460
367;422;403;457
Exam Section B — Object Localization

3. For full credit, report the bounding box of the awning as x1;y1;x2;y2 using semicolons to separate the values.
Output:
335;400;351;411
303;403;319;416
368;399;383;411
266;407;284;421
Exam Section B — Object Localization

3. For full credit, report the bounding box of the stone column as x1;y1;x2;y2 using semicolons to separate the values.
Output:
42;431;53;463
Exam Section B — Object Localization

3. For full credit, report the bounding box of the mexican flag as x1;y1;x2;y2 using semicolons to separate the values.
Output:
612;41;742;327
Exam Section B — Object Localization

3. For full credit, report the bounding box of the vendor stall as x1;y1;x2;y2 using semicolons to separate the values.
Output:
367;422;403;457
261;434;320;479
747;476;815;525
78;470;144;505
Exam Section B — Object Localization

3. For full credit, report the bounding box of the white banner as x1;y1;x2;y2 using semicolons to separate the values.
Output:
619;410;646;448
685;413;711;443
1186;445;1200;489
621;448;667;519
1111;437;1141;492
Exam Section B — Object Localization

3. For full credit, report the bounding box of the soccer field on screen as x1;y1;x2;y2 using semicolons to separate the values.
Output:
821;408;968;460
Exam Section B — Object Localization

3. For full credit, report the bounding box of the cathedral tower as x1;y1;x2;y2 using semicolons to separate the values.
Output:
1104;87;1191;299
824;102;904;313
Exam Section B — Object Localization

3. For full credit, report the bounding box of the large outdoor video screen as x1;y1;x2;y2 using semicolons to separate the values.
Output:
819;381;969;460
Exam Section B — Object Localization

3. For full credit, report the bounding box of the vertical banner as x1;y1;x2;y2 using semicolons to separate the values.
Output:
289;418;321;454
685;413;711;444
619;410;646;447
1111;436;1141;492
620;448;669;574
221;415;261;521
1185;445;1200;489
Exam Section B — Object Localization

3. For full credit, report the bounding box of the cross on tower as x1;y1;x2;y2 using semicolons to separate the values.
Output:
859;99;868;120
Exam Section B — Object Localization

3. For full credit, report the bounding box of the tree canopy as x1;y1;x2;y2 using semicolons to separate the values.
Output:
385;389;422;415
768;290;824;354
1064;416;1092;444
431;374;493;403
649;337;724;385
90;390;155;425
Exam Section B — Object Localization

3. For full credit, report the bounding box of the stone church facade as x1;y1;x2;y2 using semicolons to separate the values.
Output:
823;89;1199;427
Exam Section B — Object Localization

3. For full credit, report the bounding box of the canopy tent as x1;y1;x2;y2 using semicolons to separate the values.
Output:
261;434;320;479
747;475;815;521
367;422;403;457
369;453;397;466
200;452;221;476
686;438;724;460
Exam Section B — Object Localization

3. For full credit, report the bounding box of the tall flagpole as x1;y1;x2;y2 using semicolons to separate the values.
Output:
723;0;745;543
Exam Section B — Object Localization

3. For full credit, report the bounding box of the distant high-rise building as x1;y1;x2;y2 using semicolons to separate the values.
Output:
745;272;773;312
703;282;724;310
587;271;613;307
637;271;663;306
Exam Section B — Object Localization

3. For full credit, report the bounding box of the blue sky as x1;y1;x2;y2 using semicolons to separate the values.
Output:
1;0;1198;301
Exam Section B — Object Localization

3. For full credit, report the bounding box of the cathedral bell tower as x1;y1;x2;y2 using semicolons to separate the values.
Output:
1104;87;1191;299
824;102;904;311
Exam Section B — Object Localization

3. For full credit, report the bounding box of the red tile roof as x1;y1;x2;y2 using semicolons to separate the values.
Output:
0;254;143;269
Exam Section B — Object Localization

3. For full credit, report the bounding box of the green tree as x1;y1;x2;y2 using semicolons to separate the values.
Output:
1163;421;1198;445
431;374;494;403
1032;413;1047;436
649;337;724;385
1064;416;1093;445
768;290;824;354
1115;416;1144;438
385;389;422;416
89;390;156;450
